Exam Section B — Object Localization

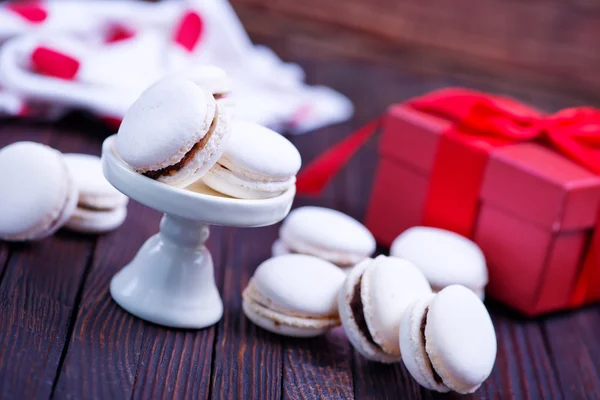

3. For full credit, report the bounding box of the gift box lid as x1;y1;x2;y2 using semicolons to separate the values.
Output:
381;104;600;232
482;143;600;231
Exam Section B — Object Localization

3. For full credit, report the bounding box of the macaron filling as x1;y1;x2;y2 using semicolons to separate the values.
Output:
420;307;445;385
243;287;340;327
349;276;379;349
143;112;218;180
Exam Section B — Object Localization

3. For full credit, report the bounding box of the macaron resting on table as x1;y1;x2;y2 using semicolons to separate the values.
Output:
203;120;301;199
273;206;376;268
338;255;432;363
399;285;497;394
0;142;78;241
242;254;346;337
103;68;298;329
63;153;129;234
391;227;488;299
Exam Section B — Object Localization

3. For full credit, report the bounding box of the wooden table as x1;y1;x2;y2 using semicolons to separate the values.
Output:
2;37;600;400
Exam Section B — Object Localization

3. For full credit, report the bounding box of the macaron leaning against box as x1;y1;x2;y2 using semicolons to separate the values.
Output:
203;120;301;199
390;227;488;299
116;68;232;188
0;142;78;241
272;206;376;269
63;153;129;234
338;255;432;363
400;285;497;394
242;254;346;337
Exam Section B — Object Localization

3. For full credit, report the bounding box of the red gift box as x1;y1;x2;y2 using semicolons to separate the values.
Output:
296;88;600;316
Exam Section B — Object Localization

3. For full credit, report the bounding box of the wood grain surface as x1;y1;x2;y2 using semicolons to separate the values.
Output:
231;1;600;97
1;15;600;400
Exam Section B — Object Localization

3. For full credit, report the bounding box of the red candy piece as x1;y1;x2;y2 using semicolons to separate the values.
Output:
173;10;204;52
7;2;47;23
105;24;136;43
31;46;80;80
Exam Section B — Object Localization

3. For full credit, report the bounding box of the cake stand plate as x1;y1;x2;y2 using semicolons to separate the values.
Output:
101;135;295;329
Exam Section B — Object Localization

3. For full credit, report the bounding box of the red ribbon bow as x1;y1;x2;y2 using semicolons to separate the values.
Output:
296;88;600;308
409;89;600;174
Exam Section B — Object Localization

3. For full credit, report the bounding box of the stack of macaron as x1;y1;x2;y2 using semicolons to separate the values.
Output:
242;253;497;394
0;142;128;242
116;67;301;199
272;206;376;270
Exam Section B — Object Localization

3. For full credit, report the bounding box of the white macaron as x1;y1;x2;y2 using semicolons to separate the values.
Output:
399;285;497;394
390;227;488;299
63;154;128;234
0;142;78;241
117;72;231;188
338;255;432;363
242;254;346;337
65;206;127;234
173;66;232;103
275;206;376;268
203;121;301;199
64;154;128;210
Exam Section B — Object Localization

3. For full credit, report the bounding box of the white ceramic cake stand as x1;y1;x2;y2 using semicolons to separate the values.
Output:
101;135;295;329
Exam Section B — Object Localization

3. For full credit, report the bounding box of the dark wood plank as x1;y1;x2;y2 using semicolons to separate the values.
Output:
52;201;161;399
279;64;359;400
282;327;354;400
0;233;94;399
474;307;563;399
0;244;9;280
542;307;600;399
210;226;283;400
239;7;600;112
0;123;21;284
353;352;422;400
233;1;600;97
2;38;600;400
130;226;225;400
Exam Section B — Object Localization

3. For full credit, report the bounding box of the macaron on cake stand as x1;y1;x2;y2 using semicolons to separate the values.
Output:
101;135;295;329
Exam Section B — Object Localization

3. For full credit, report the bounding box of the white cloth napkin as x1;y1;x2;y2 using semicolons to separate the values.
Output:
0;0;353;133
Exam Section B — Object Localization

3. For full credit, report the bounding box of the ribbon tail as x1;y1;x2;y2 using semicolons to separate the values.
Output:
296;117;381;196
